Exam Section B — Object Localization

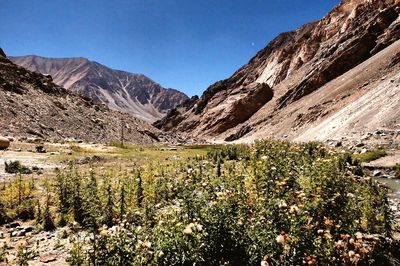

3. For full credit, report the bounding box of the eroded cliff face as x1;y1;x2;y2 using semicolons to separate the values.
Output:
0;50;160;143
157;0;400;142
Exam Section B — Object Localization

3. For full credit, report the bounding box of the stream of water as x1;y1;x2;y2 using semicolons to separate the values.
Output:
376;177;400;198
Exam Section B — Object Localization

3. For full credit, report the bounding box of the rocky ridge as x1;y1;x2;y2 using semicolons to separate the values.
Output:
10;56;189;122
0;49;160;143
157;0;400;147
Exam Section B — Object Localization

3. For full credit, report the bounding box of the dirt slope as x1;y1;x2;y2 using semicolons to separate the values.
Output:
0;49;159;143
239;40;400;148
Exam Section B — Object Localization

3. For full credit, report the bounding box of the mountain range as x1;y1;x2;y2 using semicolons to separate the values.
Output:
2;0;400;147
10;56;189;122
0;48;159;143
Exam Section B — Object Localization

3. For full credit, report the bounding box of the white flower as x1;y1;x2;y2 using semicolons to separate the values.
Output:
143;240;152;248
355;232;363;239
277;199;287;208
183;227;193;235
289;205;299;214
276;234;285;244
196;224;203;231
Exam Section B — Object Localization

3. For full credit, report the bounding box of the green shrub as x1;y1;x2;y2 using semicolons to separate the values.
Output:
16;242;36;266
63;140;394;265
353;149;387;163
0;244;8;263
4;161;31;174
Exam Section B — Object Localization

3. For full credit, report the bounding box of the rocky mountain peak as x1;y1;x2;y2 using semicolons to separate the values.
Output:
10;56;189;122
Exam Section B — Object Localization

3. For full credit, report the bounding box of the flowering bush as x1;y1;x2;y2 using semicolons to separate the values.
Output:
27;140;395;265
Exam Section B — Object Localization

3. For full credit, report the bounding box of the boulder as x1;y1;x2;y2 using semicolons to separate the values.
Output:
0;136;10;150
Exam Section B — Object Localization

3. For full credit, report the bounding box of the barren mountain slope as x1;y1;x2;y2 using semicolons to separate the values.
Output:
236;40;400;147
0;49;159;143
10;56;189;122
157;0;400;142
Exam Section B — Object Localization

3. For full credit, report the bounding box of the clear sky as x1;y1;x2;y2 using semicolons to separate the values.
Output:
1;0;340;96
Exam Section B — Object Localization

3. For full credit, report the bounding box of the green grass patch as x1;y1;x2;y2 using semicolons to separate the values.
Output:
352;149;387;163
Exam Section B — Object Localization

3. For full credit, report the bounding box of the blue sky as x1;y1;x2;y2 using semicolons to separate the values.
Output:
1;0;339;96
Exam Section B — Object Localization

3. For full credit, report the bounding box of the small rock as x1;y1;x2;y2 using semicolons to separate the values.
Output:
6;222;20;228
39;253;58;263
17;230;26;237
24;226;34;233
372;170;382;177
335;141;343;147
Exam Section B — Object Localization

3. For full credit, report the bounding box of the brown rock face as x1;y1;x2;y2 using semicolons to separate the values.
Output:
10;56;189;122
201;83;273;135
157;0;400;142
0;49;160;143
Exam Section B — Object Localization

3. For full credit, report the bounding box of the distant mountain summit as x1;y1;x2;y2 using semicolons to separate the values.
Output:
10;56;189;122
